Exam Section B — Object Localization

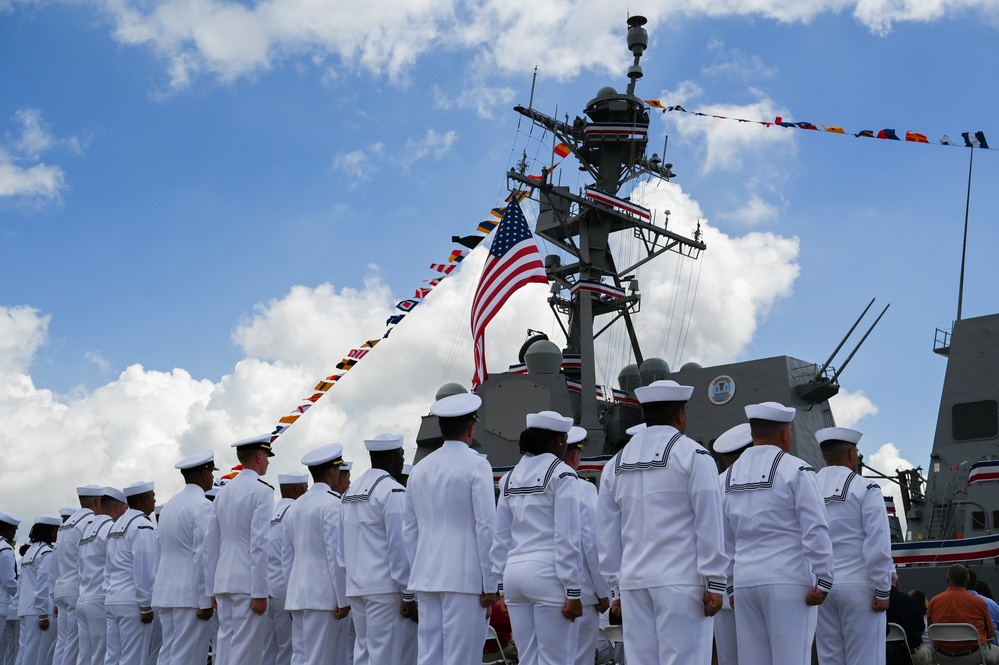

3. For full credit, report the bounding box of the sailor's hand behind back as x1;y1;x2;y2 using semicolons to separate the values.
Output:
596;597;610;614
872;597;889;612
562;598;583;622
805;588;828;606
703;591;723;617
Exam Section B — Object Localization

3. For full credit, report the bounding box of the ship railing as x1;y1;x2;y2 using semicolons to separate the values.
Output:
934;326;953;356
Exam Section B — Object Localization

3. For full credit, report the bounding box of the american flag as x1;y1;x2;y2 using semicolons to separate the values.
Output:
471;198;548;389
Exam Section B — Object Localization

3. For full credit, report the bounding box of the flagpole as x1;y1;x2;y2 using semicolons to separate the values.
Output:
957;146;974;322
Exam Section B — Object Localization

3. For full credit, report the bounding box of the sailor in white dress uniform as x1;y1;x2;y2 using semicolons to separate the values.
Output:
204;434;276;665
711;423;753;665
262;472;308;665
560;426;610;665
597;380;728;665
723;402;834;665
151;452;217;665
15;516;60;665
394;464;417;665
403;393;499;665
75;488;127;665
0;514;20;665
51;487;102;665
341;434;415;665
284;443;351;665
814;427;893;665
491;411;585;665
103;481;159;665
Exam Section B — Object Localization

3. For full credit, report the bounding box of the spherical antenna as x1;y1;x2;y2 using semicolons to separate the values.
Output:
618;364;641;392
524;340;563;375
435;383;468;401
680;362;703;372
638;358;670;386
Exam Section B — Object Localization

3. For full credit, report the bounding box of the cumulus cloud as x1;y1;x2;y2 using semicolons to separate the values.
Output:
432;84;515;120
0;109;75;202
56;0;993;91
867;442;919;530
0;306;51;374
719;192;782;226
401;129;458;164
829;388;879;428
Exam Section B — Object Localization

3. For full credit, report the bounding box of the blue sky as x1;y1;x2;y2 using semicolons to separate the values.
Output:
3;0;999;520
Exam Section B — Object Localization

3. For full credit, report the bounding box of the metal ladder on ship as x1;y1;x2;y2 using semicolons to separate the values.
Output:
927;503;951;540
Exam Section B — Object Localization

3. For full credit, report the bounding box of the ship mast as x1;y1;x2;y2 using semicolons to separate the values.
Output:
508;16;706;445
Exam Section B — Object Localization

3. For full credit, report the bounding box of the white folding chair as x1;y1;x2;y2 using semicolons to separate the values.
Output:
600;623;624;645
482;625;510;665
887;622;914;665
928;622;988;665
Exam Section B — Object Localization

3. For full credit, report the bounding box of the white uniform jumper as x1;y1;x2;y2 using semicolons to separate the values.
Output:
0;540;18;665
151;485;214;665
52;509;94;665
14;542;54;665
204;469;274;665
75;515;113;665
103;509;158;665
713;472;738;665
283;483;350;665
597;425;728;665
491;453;584;665
815;466;893;665
262;498;294;665
723;445;834;665
341;469;413;665
574;480;610;665
403;440;498;665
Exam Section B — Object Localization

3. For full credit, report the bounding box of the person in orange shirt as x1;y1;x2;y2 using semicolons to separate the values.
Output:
927;564;999;663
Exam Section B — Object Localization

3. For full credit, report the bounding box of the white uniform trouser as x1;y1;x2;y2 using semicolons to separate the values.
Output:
75;601;106;665
504;560;581;665
735;584;817;665
147;614;160;665
103;605;151;665
52;598;78;665
215;594;268;665
398;611;417;665
349;594;404;665
619;585;712;665
816;583;885;665
262;597;292;665
0;618;17;665
289;610;349;665
713;607;738;665
572;604;599;665
415;592;486;665
15;615;54;665
155;608;212;665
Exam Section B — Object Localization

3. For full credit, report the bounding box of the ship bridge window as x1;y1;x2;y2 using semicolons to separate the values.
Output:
952;400;999;442
972;511;986;531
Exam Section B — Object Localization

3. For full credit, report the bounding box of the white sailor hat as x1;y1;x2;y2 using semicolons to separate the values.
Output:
713;423;753;455
277;472;309;485
59;507;75;518
35;515;62;527
429;393;482;418
744;401;796;423
76;485;104;497
815;427;862;446
401;464;413;476
175;450;219;471
567;426;587;448
231;433;275;457
340;461;353;472
301;444;344;468
102;487;127;503
205;486;220;500
635;380;693;404
123;481;155;497
0;513;21;527
364;433;404;452
526;411;573;433
625;423;646;437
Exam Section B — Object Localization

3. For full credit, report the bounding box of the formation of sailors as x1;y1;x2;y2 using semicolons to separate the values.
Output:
0;379;896;665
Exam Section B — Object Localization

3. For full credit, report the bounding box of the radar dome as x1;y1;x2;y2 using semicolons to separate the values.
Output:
618;364;641;393
639;358;670;386
680;362;703;371
596;86;618;98
435;383;468;401
524;340;563;375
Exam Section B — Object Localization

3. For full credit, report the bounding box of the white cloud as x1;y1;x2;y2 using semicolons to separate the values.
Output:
433;84;515;120
85;351;111;372
719;192;781;226
829;388;879;428
401;129;457;164
702;39;776;80
332;148;377;185
0;306;50;375
867;442;918;531
664;92;797;173
0;109;76;202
